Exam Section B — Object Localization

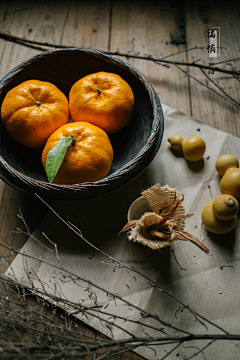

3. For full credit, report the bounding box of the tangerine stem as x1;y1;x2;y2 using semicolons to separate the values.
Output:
96;88;102;94
35;101;41;106
70;135;77;146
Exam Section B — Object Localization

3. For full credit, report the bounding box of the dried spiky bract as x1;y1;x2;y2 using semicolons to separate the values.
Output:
120;184;209;254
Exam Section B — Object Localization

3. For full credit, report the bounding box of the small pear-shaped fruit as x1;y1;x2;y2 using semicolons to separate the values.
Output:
212;194;239;221
168;135;206;162
168;135;184;151
201;200;237;235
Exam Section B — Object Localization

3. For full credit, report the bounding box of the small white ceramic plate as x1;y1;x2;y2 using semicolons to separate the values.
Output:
127;196;149;222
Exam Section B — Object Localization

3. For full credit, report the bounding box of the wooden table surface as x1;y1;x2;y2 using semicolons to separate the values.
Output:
0;1;239;359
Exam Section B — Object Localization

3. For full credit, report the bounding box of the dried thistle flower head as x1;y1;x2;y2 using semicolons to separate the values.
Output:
120;184;209;254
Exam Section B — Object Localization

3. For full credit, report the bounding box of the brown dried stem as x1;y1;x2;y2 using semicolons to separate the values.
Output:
0;31;239;77
0;30;239;113
0;196;237;360
34;194;226;335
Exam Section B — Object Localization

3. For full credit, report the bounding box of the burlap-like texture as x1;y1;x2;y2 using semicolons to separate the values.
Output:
128;184;186;250
142;184;185;230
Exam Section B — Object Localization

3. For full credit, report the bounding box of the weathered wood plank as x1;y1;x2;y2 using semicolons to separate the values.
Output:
0;186;48;270
185;0;240;135
60;3;142;358
0;0;71;79
110;0;191;116
0;0;73;254
0;1;73;259
60;0;111;50
0;2;141;359
0;2;239;359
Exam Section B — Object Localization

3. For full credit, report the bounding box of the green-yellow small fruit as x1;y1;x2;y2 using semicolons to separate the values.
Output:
220;168;240;202
182;136;206;162
212;194;239;221
168;135;184;151
201;201;237;235
216;154;239;176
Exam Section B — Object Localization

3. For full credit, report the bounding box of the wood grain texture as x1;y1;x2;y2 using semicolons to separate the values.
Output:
60;0;111;50
0;0;71;79
0;1;239;359
185;0;240;135
0;0;72;252
110;0;191;116
0;1;143;359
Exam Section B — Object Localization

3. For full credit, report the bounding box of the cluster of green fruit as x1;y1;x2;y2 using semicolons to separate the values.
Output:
202;154;240;235
168;136;239;235
168;135;206;162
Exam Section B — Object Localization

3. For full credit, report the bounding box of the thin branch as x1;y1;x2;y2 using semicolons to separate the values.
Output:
0;333;239;348
0;31;239;76
34;194;230;335
214;57;240;65
174;64;240;110
0;240;189;337
200;68;240;107
159;46;206;60
184;339;216;360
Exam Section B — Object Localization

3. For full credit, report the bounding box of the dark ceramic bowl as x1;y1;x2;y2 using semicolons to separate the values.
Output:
0;49;164;201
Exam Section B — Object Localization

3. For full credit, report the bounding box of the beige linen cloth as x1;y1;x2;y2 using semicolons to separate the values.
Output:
6;104;240;360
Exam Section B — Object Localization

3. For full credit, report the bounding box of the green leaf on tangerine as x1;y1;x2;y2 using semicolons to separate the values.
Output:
46;136;76;183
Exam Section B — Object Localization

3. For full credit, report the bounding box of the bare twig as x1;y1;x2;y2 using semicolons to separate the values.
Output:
2;198;237;359
200;68;240;107
33;193;229;336
0;31;239;76
174;64;240;110
0;26;239;355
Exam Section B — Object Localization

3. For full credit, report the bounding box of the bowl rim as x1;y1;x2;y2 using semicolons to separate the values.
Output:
0;48;164;199
127;196;150;222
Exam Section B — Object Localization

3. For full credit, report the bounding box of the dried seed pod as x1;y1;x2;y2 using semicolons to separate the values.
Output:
120;184;209;254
